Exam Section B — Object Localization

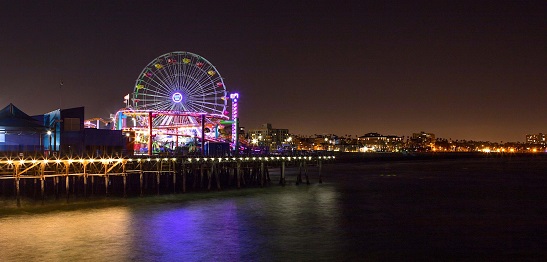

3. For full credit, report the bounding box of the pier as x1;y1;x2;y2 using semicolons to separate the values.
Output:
0;155;334;206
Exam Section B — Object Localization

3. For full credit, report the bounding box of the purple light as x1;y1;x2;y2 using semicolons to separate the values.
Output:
229;93;239;102
172;92;183;103
231;93;239;149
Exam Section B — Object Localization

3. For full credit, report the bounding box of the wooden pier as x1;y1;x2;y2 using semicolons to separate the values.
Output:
0;155;334;206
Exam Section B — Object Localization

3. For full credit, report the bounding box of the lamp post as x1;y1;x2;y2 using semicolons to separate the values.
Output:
46;130;52;157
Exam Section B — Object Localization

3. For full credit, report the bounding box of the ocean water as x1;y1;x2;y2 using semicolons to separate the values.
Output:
1;157;546;261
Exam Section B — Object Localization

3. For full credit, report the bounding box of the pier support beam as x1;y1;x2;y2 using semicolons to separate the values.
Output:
172;162;177;194
296;161;303;185
54;176;59;200
105;175;109;196
279;161;285;186
65;175;70;201
83;163;88;197
156;172;160;195
200;164;205;189
16;179;21;207
65;163;70;201
182;163;186;193
123;175;127;198
318;160;322;184
139;170;143;197
41;177;45;203
260;162;265;187
40;163;45;203
304;160;310;185
215;164;221;190
236;162;241;189
207;164;213;190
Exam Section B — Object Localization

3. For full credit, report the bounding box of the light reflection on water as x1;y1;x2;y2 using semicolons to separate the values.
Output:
0;185;342;261
0;207;132;261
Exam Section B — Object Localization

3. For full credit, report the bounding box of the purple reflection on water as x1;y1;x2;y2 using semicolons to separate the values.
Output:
129;200;248;261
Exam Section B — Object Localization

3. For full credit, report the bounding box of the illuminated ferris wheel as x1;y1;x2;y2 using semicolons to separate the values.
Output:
132;51;227;127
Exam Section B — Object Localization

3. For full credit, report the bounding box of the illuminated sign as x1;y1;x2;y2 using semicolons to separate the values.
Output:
230;93;239;102
172;92;183;103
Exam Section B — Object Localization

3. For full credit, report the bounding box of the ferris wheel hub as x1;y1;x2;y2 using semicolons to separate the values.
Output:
172;92;183;103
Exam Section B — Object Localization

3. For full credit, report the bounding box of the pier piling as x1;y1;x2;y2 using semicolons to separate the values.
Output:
279;161;285;186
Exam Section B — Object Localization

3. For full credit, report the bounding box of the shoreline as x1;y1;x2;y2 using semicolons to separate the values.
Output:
331;151;547;162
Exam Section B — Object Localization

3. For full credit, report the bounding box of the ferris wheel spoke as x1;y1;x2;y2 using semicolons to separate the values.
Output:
150;63;176;94
188;82;215;94
175;63;185;90
165;55;181;88
156;58;173;88
187;94;222;103
184;57;202;88
184;71;201;94
185;81;204;96
143;100;172;110
156;56;177;88
185;68;212;94
178;59;190;90
186;98;224;112
142;85;170;96
189;100;223;106
187;94;221;102
145;77;172;96
194;104;223;114
139;94;170;103
195;89;224;97
154;71;175;94
179;103;191;112
184;102;204;113
187;83;216;99
191;74;217;91
185;102;213;114
188;101;222;114
162;66;176;90
143;88;171;98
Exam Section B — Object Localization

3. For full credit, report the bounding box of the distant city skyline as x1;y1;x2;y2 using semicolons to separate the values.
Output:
250;122;543;143
1;1;545;142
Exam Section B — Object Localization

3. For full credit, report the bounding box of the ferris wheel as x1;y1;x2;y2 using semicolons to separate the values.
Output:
132;51;227;127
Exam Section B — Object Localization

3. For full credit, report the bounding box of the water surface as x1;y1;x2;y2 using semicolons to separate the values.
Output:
1;157;546;260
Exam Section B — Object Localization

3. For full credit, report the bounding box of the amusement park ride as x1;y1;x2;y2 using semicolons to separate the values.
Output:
85;51;240;156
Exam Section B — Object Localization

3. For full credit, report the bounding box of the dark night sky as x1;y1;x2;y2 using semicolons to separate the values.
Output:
0;1;545;142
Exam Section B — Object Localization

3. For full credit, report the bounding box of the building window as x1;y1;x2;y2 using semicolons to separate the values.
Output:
64;118;81;131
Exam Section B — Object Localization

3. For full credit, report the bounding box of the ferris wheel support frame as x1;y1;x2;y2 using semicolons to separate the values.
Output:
136;110;228;156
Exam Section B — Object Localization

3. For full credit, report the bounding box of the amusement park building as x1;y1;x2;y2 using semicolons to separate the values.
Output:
0;104;127;155
0;104;46;152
